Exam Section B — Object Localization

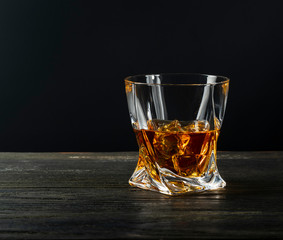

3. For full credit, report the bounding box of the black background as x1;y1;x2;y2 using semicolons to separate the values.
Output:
0;0;282;151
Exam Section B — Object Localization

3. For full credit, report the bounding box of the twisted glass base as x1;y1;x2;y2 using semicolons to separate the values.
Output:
129;151;226;196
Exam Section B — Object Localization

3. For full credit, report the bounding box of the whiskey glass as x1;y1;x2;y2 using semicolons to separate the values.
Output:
125;73;229;195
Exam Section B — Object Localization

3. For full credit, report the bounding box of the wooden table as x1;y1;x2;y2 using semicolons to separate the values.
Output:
0;152;282;239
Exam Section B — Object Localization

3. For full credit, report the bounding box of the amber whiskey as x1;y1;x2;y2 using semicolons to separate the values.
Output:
133;120;218;178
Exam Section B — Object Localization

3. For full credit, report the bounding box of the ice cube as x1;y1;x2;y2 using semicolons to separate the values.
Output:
147;120;158;131
152;120;184;158
147;119;169;131
174;155;198;177
183;120;210;132
158;120;183;132
153;131;178;159
147;119;173;131
152;120;192;157
177;133;190;155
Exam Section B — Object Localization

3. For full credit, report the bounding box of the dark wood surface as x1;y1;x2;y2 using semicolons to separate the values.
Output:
0;152;282;239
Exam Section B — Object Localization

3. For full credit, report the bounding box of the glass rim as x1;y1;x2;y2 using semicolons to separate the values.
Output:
124;73;230;86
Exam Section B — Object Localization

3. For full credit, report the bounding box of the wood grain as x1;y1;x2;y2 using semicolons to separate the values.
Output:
0;152;282;239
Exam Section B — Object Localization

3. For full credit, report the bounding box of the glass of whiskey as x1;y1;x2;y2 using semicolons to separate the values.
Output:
125;73;229;195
